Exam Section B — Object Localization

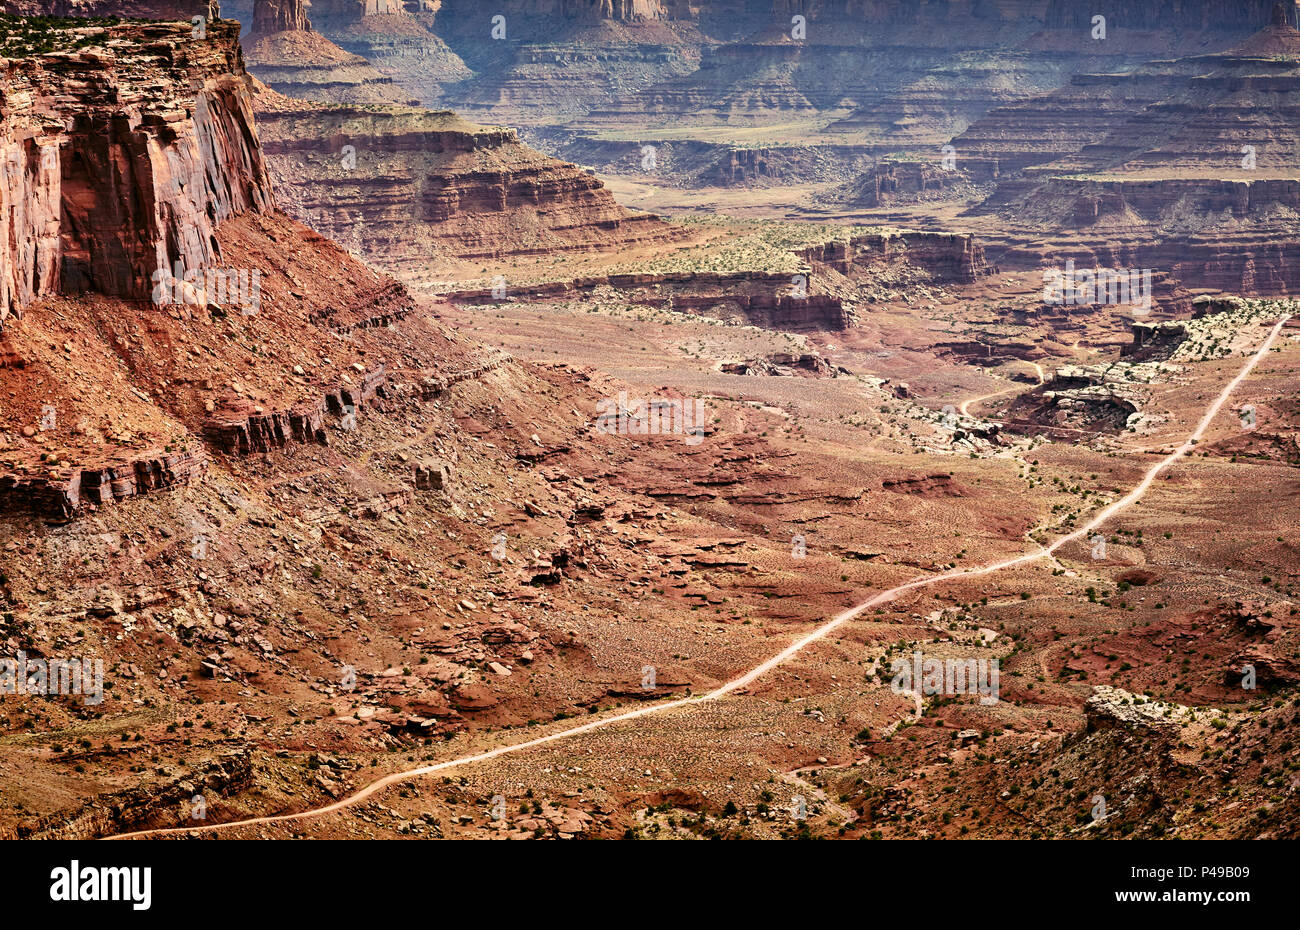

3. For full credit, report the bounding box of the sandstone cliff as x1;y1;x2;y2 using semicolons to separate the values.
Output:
223;0;473;105
251;87;681;276
443;0;678;21
250;0;304;32
241;0;421;105
425;0;1290;136
0;19;274;326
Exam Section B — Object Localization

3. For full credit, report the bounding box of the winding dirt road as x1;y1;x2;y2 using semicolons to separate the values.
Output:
958;384;1018;417
108;315;1291;840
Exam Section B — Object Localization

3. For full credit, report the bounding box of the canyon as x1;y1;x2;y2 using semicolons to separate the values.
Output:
0;0;1297;850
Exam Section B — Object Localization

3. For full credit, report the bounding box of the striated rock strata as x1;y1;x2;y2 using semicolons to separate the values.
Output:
251;90;681;275
955;9;1300;294
240;0;421;105
0;19;274;325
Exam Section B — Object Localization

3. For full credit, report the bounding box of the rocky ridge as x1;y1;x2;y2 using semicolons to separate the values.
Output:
250;84;682;276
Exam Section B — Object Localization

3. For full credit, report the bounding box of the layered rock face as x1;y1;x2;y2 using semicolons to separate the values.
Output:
240;0;421;104
242;30;420;104
251;0;305;31
223;0;473;105
287;0;707;119
799;230;990;284
0;19;274;326
744;0;1292;28
1042;0;1295;30
422;0;1288;131
15;0;1293;132
251;92;680;275
444;270;853;330
5;3;682;281
0;20;479;523
438;228;988;331
436;0;681;23
957;9;1300;294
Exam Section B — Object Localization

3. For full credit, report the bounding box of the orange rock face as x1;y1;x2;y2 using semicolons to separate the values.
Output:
0;20;275;325
251;0;309;33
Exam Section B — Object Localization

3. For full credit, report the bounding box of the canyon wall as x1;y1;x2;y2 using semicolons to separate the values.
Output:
240;0;421;104
434;0;684;23
423;0;1291;28
30;0;1282;141
251;0;307;31
428;0;1289;133
755;1;1293;27
10;0;1287;31
0;20;274;326
220;0;473;105
252;93;679;275
799;231;990;283
959;10;1300;294
1042;0;1296;29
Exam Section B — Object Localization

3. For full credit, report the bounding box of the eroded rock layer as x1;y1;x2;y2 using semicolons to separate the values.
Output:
227;0;426;104
954;11;1300;294
426;0;1291;131
221;0;473;104
251;88;681;273
0;19;274;324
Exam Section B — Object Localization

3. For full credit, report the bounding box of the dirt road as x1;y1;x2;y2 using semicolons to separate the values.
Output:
108;314;1290;840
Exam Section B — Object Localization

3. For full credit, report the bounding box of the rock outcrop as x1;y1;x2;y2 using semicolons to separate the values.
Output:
435;0;682;24
799;231;989;284
251;0;306;32
0;448;207;519
0;19;274;325
240;0;420;104
421;0;1290;131
1085;686;1187;733
446;271;853;330
251;91;680;275
222;0;473;105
